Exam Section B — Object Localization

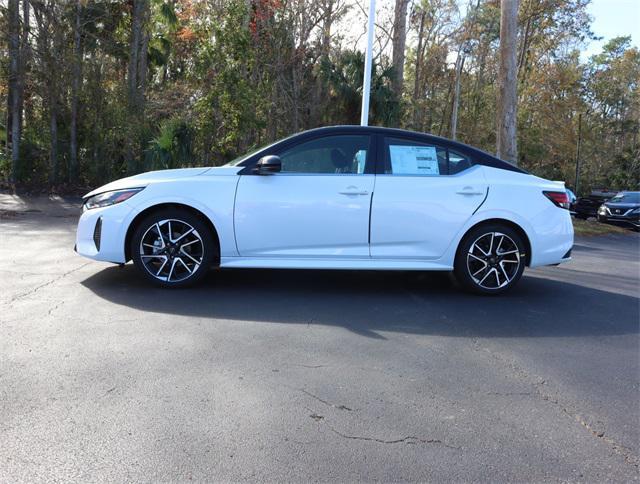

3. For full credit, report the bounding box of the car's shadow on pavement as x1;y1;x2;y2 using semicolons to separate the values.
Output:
80;265;639;339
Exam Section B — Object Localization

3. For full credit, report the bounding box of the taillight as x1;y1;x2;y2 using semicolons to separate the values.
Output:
543;191;570;210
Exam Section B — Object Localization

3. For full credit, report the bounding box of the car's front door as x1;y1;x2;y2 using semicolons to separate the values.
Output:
234;134;374;258
370;136;488;260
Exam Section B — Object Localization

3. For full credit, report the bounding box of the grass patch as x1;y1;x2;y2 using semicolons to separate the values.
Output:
572;217;633;236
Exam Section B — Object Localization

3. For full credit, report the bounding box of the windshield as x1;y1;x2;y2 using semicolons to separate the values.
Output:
224;142;273;167
609;192;640;204
224;132;303;166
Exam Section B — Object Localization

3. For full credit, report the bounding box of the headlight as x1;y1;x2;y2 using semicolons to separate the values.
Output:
84;188;144;210
631;207;640;215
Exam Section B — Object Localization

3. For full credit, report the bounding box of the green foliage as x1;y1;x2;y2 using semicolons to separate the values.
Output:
321;51;400;126
0;148;9;182
0;0;637;194
146;118;194;170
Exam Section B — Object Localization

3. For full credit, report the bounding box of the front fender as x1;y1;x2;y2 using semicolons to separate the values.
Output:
123;177;240;258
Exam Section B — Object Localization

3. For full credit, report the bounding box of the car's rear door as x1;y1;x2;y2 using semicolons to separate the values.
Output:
370;135;488;260
234;134;374;258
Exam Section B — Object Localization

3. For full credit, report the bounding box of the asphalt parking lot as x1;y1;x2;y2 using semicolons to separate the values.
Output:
1;195;638;482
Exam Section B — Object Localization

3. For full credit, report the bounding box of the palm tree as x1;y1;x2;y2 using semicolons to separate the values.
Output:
321;51;401;127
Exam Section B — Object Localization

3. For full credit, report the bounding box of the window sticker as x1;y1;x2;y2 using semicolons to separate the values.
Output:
389;145;440;175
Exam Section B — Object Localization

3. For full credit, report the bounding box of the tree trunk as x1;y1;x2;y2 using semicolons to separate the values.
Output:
126;0;149;174
496;0;519;163
137;5;150;111
411;8;425;130
469;45;487;142
17;0;29;144
49;94;58;186
70;0;83;183
7;0;21;183
48;21;62;186
127;0;143;111
391;0;409;102
450;51;465;140
292;60;300;132
21;0;33;132
311;0;334;127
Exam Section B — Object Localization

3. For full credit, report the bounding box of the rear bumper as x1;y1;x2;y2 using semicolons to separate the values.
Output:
527;208;574;268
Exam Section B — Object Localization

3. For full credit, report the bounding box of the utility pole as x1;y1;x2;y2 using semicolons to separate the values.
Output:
574;113;582;195
360;0;376;126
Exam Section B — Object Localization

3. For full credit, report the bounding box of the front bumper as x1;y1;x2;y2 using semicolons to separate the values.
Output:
599;216;640;228
75;202;134;263
597;209;640;228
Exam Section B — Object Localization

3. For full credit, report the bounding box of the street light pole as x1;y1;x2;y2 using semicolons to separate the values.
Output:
360;0;376;126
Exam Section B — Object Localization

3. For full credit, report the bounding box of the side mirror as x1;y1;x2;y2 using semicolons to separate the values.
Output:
254;155;282;175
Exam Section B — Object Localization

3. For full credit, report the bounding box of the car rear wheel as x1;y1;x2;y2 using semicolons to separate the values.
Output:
454;224;526;295
131;208;216;287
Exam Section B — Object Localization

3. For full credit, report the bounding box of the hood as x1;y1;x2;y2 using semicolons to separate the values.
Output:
83;167;211;199
604;201;640;210
201;166;244;176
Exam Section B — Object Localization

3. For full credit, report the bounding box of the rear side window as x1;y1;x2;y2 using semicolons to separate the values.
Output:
382;137;473;175
448;150;472;174
383;137;447;175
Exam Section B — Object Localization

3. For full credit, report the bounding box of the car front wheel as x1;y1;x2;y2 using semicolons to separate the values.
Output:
454;224;526;295
131;208;216;287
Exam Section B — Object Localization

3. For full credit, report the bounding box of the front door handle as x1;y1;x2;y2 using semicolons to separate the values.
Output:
456;186;484;196
339;186;369;196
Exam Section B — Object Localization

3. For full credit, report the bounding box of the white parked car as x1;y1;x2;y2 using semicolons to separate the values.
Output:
75;126;573;294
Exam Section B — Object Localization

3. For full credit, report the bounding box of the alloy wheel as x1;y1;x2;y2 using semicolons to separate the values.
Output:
139;219;204;283
466;232;521;290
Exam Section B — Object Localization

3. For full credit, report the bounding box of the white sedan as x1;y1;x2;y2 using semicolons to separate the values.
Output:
75;126;573;294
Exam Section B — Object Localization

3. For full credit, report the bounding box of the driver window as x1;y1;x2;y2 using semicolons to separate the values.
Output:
278;135;370;174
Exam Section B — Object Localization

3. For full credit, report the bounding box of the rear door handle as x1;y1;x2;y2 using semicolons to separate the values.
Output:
339;186;369;196
456;186;484;196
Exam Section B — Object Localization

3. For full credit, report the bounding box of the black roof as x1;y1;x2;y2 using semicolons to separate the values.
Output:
240;125;528;174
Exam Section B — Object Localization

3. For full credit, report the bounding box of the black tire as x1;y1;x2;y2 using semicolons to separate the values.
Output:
574;214;587;220
453;223;527;295
131;208;216;288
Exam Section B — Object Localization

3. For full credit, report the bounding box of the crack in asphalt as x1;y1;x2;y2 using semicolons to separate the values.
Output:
299;384;459;450
329;427;461;449
4;262;93;305
300;389;352;411
547;395;639;469
405;283;639;470
47;300;65;317
486;392;532;396
472;339;639;469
